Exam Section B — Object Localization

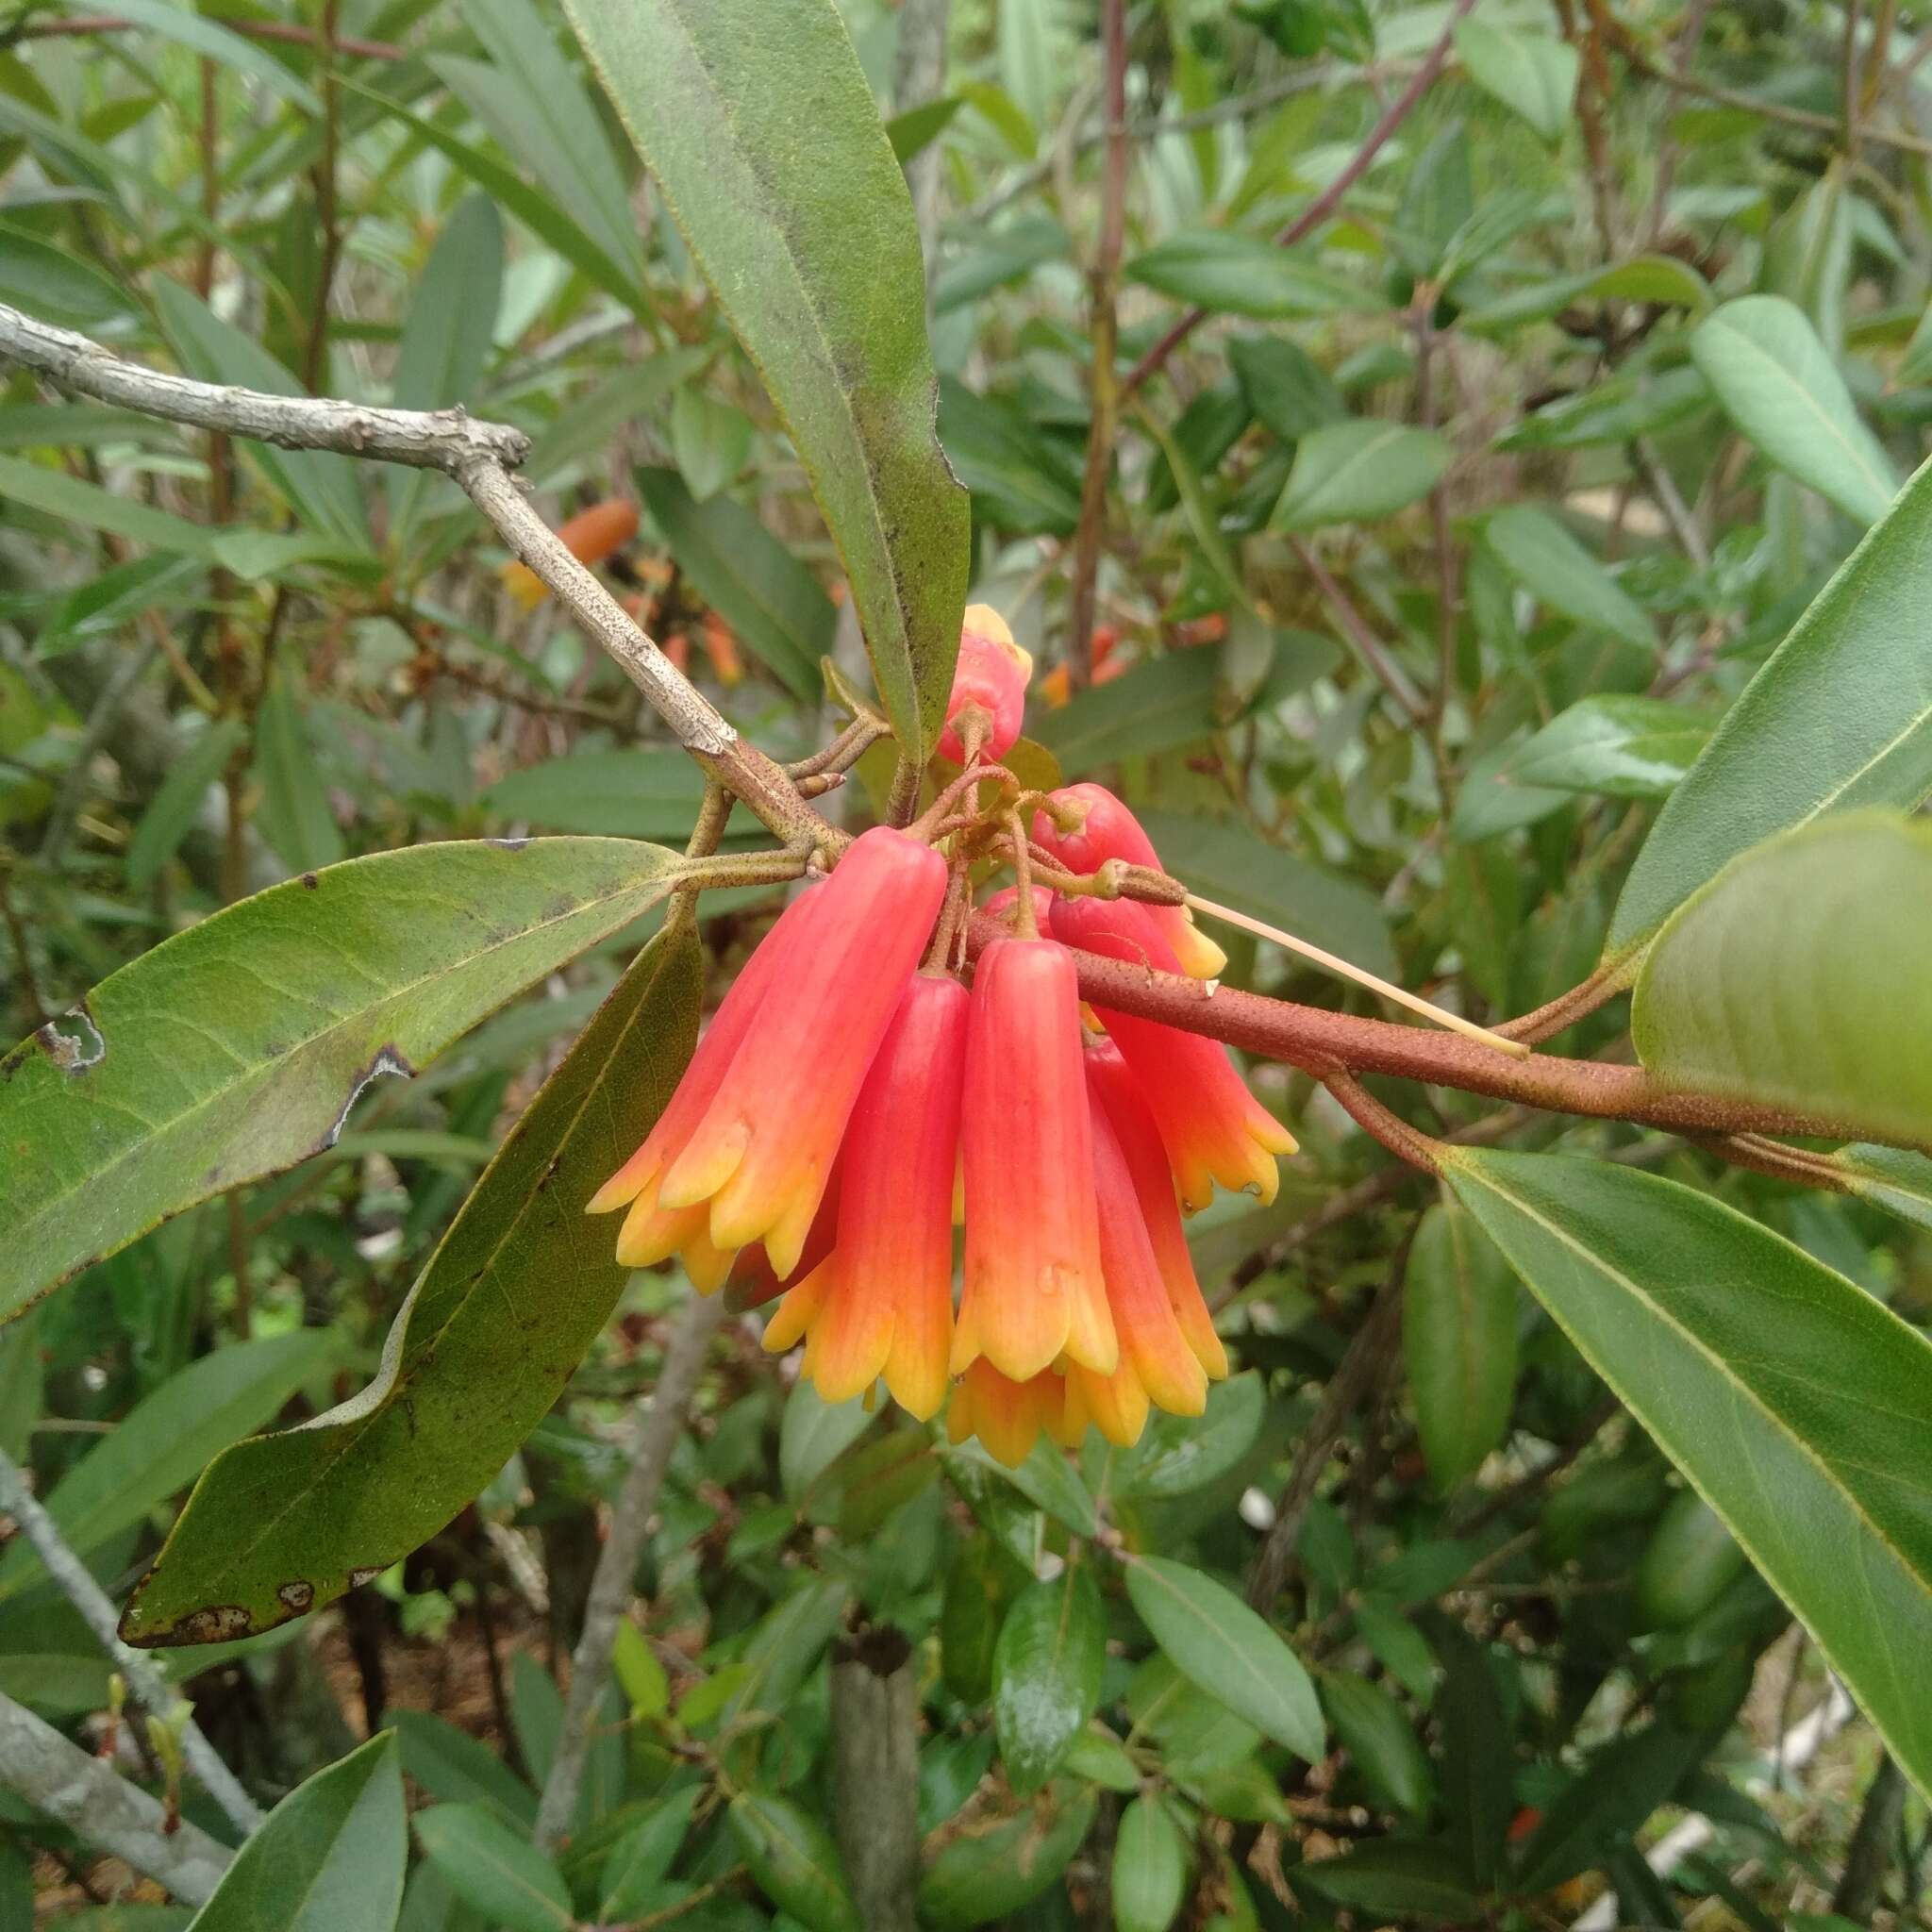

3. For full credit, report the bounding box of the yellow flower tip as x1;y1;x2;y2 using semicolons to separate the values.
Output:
613;1193;699;1269
962;601;1034;684
681;1230;739;1296
500;561;547;610
1173;920;1229;981
659;1119;750;1213
584;1174;637;1217
758;1184;824;1285
884;1358;947;1424
762;1265;829;1354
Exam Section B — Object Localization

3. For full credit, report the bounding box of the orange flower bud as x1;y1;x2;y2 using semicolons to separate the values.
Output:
500;498;639;609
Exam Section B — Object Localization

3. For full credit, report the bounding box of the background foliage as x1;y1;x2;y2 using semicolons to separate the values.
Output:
3;0;1932;1924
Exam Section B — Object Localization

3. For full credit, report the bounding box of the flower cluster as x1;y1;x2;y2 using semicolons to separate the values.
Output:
589;623;1295;1466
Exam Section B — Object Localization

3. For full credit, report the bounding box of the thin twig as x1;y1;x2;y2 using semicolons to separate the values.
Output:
1120;0;1479;399
1287;537;1429;724
0;1689;232;1903
0;1449;263;1834
534;1294;728;1849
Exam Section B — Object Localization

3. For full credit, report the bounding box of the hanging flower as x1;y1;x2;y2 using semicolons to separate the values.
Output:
1052;895;1295;1211
589;826;946;1281
938;605;1034;765
1032;783;1227;978
952;936;1116;1384
760;972;968;1418
946;1358;1076;1469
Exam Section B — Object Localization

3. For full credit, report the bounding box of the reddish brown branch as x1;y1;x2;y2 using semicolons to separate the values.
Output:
13;12;404;58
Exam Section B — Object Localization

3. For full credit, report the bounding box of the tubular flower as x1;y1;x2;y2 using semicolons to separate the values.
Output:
760;973;968;1418
954;938;1116;1383
946;1359;1078;1469
1086;1040;1229;1382
938;605;1034;765
501;498;639;609
1052;895;1295;1211
1031;783;1227;979
591;826;947;1281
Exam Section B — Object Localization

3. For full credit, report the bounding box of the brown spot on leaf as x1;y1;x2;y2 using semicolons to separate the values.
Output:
276;1580;315;1613
301;872;319;890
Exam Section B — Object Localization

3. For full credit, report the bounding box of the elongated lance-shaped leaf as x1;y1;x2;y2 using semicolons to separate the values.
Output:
1610;450;1932;952
1441;1146;1932;1801
559;0;969;761
0;838;684;1322
119;923;703;1646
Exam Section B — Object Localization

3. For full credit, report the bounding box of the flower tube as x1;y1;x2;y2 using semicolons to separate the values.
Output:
1051;895;1294;1211
761;973;968;1418
1031;783;1226;978
938;605;1034;765
946;1359;1074;1469
953;937;1116;1382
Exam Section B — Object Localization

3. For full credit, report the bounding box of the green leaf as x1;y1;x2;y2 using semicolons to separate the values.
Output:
119;924;701;1644
1316;1672;1436;1820
1118;1371;1265;1499
1112;1795;1191;1932
414;1803;572;1932
1228;334;1345;443
1124;1556;1324;1761
1137;811;1398;983
940;375;1083;536
151;280;369;550
94;0;322;112
1492;694;1707;802
187;1734;405;1932
125;717;246;891
1031;651;1223;771
599;1790;697;1917
941;1537;1027;1702
566;0;968;762
992;1566;1106;1797
0;836;680;1321
1454;21;1578;142
1630;813;1932;1145
1126;233;1382;319
0;1329;334;1607
1431;1621;1511;1889
525;352;710;486
0;225;137;329
1512;1722;1713;1891
1834;1143;1932;1231
1273;420;1450;530
1441;1145;1932;1801
727;1792;860;1932
450;0;641;275
670;386;755;503
1691;296;1898;524
482;748;748;841
388;194;504;543
391;1708;537;1825
1610;453;1932;951
918;1780;1096;1928
0;453;217;561
1404;1198;1517;1493
1139;410;1243;601
252;670;346;874
634;467;828;699
1634;1491;1745;1629
779;1383;877;1502
1481;505;1653;649
885;93;964;163
1291;1839;1484;1918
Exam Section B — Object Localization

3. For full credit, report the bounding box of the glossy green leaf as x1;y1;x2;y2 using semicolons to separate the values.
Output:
918;1780;1096;1928
414;1803;572;1932
1;838;683;1322
0;225;137;329
450;0;641;275
1317;1671;1436;1819
1112;1795;1191;1932
1404;1199;1517;1493
187;1735;405;1932
1631;814;1932;1145
1634;1491;1746;1629
567;0;968;761
0;453;217;560
728;1792;860;1932
151;280;368;550
635;467;828;699
1482;505;1653;649
252;670;345;874
1492;694;1707;801
992;1566;1106;1796
1454;21;1578;142
1273;420;1450;530
1126;232;1380;319
125;717;246;891
721;1577;850;1724
1124;1556;1324;1760
1031;652;1223;772
1833;1143;1932;1230
1137;810;1398;982
1118;1371;1264;1499
1611;455;1932;949
119;923;700;1644
387;194;504;543
1691;296;1898;524
1441;1145;1932;1800
941;1536;1027;1702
